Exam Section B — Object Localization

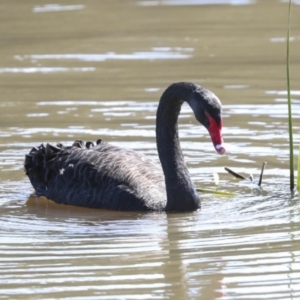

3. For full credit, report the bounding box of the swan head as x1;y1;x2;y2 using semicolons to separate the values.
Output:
189;87;225;155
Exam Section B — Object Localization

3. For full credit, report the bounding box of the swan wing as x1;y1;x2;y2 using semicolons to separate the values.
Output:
25;141;166;211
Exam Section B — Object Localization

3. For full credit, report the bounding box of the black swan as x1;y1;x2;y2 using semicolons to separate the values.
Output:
24;82;225;212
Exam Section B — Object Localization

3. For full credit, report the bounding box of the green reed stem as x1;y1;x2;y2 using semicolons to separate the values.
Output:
297;144;300;190
287;0;294;192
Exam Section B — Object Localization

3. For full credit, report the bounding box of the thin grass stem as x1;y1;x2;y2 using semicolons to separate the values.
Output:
258;162;267;187
224;167;246;180
297;144;300;190
287;0;294;191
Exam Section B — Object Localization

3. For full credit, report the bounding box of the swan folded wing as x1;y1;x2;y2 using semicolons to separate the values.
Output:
88;143;167;210
25;141;166;211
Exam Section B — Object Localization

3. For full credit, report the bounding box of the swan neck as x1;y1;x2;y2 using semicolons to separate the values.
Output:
156;83;200;212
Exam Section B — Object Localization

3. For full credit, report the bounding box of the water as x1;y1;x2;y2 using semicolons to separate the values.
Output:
1;0;300;299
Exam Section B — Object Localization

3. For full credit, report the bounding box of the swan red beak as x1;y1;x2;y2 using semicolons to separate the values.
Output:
206;114;225;155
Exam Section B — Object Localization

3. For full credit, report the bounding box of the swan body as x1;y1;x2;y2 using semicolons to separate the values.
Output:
25;82;225;212
27;141;166;211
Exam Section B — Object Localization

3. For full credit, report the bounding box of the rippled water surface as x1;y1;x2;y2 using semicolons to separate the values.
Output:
1;0;300;299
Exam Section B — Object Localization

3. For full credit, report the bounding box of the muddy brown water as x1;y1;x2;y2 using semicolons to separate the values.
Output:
0;1;300;299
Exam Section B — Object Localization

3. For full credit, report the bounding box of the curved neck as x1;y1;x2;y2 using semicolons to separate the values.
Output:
156;83;200;212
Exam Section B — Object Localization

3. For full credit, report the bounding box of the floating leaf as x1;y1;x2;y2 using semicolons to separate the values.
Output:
197;188;236;197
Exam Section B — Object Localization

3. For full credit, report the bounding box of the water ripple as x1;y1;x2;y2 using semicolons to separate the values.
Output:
15;48;193;62
1;98;300;299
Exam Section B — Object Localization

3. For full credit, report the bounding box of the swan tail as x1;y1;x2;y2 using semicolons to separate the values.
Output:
25;143;61;195
24;140;101;196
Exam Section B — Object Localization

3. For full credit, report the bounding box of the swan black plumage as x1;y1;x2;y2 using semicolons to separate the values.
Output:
24;82;225;212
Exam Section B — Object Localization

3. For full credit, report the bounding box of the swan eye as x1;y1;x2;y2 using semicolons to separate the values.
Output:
205;111;210;118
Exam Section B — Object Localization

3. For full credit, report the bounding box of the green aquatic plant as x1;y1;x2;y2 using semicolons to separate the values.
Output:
298;144;300;190
286;0;294;191
196;188;236;197
297;145;300;192
225;163;266;187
